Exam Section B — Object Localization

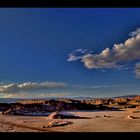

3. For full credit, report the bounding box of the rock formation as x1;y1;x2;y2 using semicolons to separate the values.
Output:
2;95;140;116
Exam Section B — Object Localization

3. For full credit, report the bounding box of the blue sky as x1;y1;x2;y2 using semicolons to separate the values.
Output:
0;8;140;98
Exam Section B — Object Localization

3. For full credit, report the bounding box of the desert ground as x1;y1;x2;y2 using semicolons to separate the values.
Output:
1;108;140;132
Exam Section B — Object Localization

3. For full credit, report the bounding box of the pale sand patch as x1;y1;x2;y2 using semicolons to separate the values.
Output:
1;108;140;132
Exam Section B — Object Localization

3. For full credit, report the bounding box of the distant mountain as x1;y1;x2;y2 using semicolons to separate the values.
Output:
0;98;22;103
72;96;95;100
111;95;139;98
0;95;139;103
0;98;47;103
72;95;140;100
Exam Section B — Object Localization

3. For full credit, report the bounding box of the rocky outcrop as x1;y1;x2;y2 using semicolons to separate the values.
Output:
2;99;113;115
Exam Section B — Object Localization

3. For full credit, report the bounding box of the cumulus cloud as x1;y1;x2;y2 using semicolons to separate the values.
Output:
135;63;140;79
67;28;140;78
0;81;67;93
68;28;140;69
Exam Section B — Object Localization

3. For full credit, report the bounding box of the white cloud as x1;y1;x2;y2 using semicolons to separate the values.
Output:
0;93;15;98
82;30;140;69
0;81;67;93
135;63;140;79
67;28;140;78
0;93;27;98
0;82;135;98
68;28;140;69
0;91;71;98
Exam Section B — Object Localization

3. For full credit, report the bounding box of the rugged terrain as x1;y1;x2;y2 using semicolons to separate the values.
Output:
1;96;140;132
1;96;140;115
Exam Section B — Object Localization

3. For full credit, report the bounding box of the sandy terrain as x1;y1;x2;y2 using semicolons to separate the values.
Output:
1;108;140;132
